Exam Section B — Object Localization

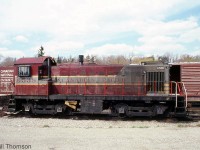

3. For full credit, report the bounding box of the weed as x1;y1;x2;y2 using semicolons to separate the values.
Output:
43;124;50;128
196;124;200;127
138;126;149;128
177;124;191;128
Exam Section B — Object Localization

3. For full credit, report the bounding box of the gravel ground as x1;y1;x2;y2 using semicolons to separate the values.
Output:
0;116;200;150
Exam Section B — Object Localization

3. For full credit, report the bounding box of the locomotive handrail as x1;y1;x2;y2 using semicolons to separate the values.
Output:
170;81;178;108
178;82;187;108
170;81;188;109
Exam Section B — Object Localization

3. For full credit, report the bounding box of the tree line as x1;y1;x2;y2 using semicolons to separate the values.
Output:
2;54;200;66
1;46;200;66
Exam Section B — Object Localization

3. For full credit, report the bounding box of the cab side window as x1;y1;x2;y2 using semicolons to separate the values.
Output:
18;66;31;77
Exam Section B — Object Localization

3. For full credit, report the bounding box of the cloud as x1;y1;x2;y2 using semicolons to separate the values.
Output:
179;27;200;43
0;48;25;58
31;40;85;57
129;17;199;56
85;40;187;57
133;17;198;37
85;44;134;56
69;15;200;56
14;35;28;43
0;0;200;57
135;42;186;56
0;33;11;45
1;0;199;36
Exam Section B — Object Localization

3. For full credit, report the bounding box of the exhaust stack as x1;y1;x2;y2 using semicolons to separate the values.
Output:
79;55;84;65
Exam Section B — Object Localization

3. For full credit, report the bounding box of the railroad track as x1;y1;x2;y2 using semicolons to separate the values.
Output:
1;103;200;121
1;110;199;122
187;107;200;120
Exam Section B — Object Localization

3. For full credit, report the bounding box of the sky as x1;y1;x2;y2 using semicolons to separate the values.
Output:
0;0;200;59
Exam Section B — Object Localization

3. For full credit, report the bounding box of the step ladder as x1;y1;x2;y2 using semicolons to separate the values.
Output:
171;81;188;117
8;98;16;112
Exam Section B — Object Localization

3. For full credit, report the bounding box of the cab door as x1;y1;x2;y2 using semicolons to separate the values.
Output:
38;59;52;96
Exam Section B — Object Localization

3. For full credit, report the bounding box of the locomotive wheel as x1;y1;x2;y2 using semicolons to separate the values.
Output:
113;103;128;118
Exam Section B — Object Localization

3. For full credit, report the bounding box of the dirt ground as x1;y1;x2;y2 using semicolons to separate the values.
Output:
0;116;200;150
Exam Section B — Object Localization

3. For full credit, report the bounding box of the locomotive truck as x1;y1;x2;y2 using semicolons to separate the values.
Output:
0;55;191;117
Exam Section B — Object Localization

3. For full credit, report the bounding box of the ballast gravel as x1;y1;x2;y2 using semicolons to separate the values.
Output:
0;116;200;150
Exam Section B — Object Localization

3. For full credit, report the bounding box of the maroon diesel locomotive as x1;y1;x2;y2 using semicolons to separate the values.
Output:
0;55;189;117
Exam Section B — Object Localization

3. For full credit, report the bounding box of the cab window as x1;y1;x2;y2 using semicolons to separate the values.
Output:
18;66;31;77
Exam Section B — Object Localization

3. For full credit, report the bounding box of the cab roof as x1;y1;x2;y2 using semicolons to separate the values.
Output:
14;56;56;65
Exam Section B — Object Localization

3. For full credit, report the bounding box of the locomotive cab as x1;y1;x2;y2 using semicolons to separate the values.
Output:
10;57;56;111
14;56;56;96
10;56;57;112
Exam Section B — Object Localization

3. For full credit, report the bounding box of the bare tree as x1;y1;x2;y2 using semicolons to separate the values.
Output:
0;57;16;66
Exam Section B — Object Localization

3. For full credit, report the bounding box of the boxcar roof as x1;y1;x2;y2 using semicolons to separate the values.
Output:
172;62;200;67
